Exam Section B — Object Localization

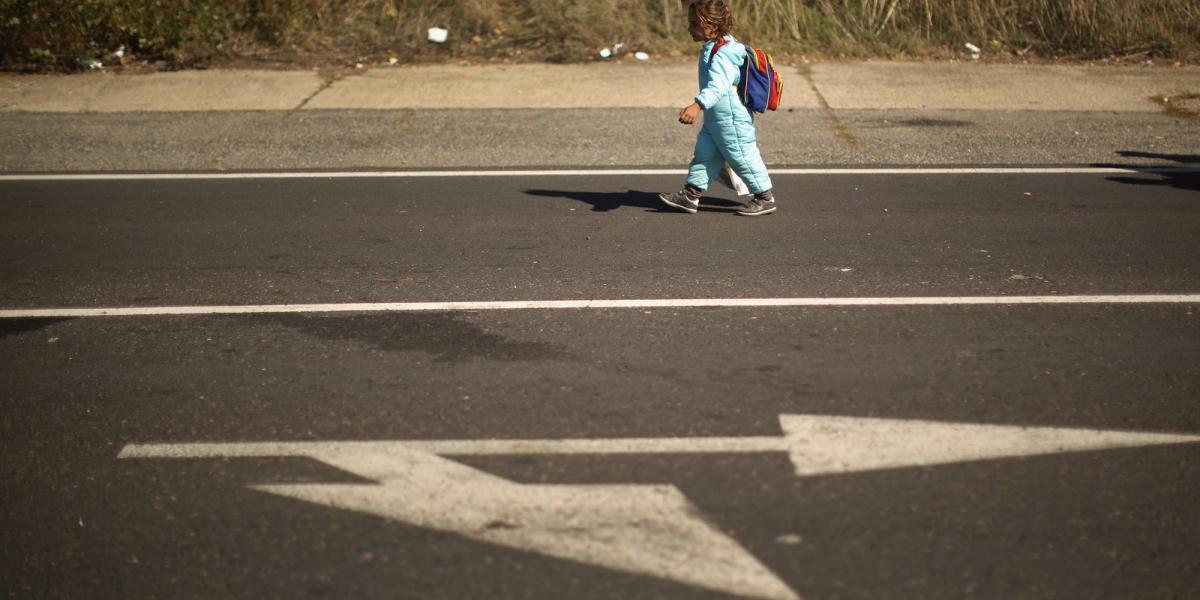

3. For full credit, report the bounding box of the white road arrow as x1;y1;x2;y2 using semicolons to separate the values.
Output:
121;414;1200;599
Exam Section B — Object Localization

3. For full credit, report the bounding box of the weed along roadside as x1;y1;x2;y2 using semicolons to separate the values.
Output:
2;0;1198;72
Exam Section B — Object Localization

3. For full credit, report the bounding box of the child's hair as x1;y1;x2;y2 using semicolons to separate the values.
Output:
688;0;734;38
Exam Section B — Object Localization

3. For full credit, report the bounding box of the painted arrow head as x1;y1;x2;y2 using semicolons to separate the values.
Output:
780;415;1200;476
254;447;800;600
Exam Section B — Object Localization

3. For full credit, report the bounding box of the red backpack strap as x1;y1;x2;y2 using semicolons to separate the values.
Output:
708;38;728;61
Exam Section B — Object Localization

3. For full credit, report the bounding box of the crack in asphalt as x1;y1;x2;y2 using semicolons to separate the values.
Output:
292;77;338;113
290;68;361;114
796;64;864;149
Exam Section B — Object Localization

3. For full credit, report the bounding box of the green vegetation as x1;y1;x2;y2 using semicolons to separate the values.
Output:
2;0;1197;71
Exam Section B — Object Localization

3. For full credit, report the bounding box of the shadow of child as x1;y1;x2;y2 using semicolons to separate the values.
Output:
524;189;742;212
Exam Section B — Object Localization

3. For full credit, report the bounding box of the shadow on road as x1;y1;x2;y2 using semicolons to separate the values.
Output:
0;317;73;339
1099;151;1200;193
525;189;742;213
1116;151;1200;164
263;313;568;363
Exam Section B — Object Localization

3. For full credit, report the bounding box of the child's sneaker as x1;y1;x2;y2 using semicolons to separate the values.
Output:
659;189;699;214
737;193;777;216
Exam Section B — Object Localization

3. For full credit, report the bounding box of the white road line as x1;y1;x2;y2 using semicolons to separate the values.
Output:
3;295;1198;319
119;437;791;459
1;167;1197;181
119;414;1200;471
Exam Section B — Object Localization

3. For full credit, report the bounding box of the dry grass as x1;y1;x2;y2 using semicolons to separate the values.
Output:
744;0;1199;59
2;0;1197;71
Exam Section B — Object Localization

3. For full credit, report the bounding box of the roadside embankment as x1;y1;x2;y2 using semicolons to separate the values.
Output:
2;0;1198;72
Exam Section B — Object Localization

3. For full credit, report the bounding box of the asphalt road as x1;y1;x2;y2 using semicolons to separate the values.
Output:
2;171;1199;307
2;171;1199;599
1;108;1198;172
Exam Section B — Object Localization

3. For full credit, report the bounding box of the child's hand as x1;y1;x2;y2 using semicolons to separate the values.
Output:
678;102;702;125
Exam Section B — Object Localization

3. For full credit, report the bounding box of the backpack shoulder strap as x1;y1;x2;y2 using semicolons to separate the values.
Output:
708;38;729;61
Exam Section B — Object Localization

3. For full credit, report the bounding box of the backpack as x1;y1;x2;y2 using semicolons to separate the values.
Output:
710;39;783;113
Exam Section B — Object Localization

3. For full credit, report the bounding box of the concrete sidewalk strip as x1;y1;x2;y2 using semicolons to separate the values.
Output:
305;63;817;110
808;62;1200;112
0;69;323;112
0;62;818;112
4;61;1197;113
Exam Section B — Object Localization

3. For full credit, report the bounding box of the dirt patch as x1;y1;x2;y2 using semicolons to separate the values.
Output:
1152;93;1200;121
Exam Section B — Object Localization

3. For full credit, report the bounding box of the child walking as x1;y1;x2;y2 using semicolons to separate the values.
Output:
660;0;776;216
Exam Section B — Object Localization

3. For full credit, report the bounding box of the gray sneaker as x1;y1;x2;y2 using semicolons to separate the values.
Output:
659;190;699;214
736;196;777;216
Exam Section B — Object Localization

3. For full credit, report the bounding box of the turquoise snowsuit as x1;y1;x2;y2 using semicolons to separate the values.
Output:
687;35;772;195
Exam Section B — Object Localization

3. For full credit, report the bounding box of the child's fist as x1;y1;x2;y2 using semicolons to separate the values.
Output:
678;102;702;125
